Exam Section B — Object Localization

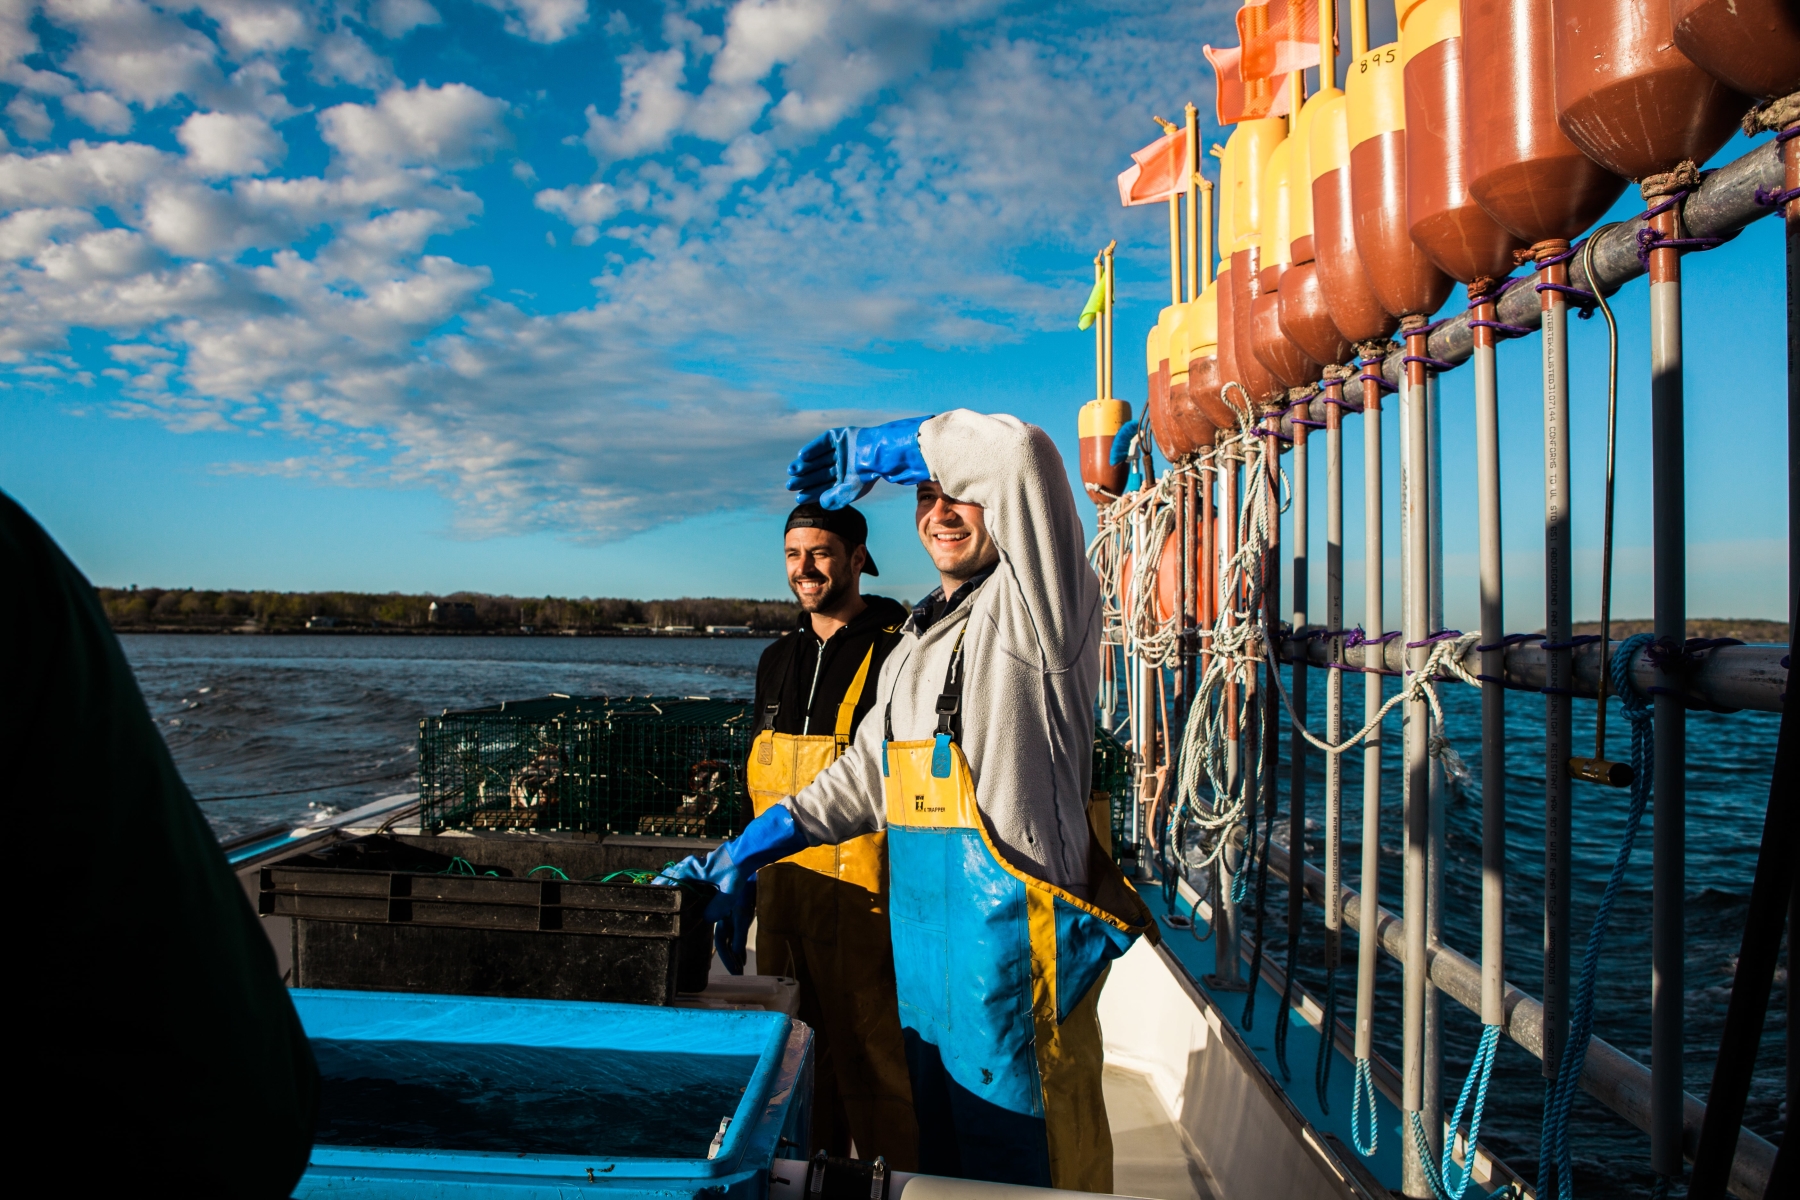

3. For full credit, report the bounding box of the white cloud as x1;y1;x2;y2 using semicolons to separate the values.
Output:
189;0;313;56
533;181;624;244
319;82;510;168
44;0;223;107
36;225;160;281
6;93;52;140
1;0;76;95
62;90;133;133
0;0;1252;544
473;0;588;43
580;48;689;160
371;0;441;38
177;111;285;176
0;139;170;209
311;29;391;88
0;205;98;259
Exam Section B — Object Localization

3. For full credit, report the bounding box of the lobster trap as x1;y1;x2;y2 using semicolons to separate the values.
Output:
1091;728;1132;861
419;696;756;838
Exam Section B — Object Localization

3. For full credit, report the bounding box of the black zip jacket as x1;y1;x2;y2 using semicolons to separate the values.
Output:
754;596;909;739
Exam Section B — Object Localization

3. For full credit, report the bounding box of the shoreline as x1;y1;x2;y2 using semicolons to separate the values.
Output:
113;626;781;637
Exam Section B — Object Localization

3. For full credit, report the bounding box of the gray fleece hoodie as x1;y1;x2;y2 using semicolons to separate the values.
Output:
779;409;1102;893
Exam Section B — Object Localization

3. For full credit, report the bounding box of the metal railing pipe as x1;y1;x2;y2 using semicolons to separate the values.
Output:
1276;637;1788;715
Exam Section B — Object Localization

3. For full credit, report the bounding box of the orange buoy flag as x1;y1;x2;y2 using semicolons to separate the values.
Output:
1117;126;1189;207
1204;43;1293;125
1236;0;1323;83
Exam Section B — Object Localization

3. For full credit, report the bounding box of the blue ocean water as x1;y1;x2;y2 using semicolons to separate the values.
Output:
119;633;771;843
120;632;1787;1194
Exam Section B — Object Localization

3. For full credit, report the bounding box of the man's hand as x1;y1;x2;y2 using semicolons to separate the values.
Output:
654;805;810;937
788;417;933;509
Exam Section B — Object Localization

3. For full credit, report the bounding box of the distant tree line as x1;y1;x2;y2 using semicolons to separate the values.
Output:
96;586;800;633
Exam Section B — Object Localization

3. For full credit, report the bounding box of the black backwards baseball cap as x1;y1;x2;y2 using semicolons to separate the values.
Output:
785;503;879;576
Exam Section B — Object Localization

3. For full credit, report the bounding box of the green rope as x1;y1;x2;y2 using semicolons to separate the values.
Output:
527;865;570;879
439;857;497;876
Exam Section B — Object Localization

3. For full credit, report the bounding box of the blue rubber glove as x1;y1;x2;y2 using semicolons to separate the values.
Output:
1109;419;1140;466
787;417;932;509
712;880;754;975
655;804;810;923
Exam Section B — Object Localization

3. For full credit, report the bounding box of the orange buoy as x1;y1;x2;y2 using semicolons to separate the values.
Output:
1122;528;1181;628
1208;258;1248;429
1348;41;1452;321
1553;0;1747;183
1078;398;1132;503
1672;0;1800;100
1281;90;1353;367
1147;306;1183;461
1174;285;1222;456
1225;120;1291;408
1252;139;1326;387
1308;88;1398;343
1400;0;1524;286
1463;0;1626;247
1146;318;1170;443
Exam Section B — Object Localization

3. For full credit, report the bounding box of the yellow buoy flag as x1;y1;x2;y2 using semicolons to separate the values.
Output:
1078;270;1107;330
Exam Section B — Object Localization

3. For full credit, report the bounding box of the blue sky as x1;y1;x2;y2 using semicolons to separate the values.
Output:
0;0;1788;624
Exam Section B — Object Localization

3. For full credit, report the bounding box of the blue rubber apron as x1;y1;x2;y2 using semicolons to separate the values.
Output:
880;627;1155;1191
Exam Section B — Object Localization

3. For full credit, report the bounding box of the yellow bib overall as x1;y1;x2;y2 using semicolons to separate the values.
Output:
747;645;918;1167
880;632;1154;1192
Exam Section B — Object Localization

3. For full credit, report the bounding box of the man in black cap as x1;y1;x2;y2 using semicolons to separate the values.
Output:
743;503;917;1166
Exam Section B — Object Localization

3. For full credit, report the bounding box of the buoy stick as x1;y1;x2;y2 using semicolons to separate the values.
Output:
1349;0;1369;58
1094;255;1104;403
1537;240;1573;1082
1400;318;1433;1172
1321;0;1337;91
1322;369;1345;987
1186;102;1199;304
1353;355;1384;1066
1645;176;1688;1185
1471;291;1507;1030
1104;241;1117;399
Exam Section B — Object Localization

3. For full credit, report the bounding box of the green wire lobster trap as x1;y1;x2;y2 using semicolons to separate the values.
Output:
1091;727;1132;859
419;696;757;839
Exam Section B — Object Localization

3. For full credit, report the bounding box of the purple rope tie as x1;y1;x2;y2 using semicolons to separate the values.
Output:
1406;629;1464;648
1635;225;1726;264
1322;395;1364;412
1779;125;1800;144
1639;191;1686;221
1534;239;1586;269
1402;353;1457;372
1294;418;1327;429
1541;634;1601;652
1754;184;1799;211
1254;427;1294;443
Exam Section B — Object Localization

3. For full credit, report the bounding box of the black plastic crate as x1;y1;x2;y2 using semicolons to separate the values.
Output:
261;833;718;1005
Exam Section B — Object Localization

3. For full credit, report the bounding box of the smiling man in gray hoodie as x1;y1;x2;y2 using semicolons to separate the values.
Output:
661;410;1154;1192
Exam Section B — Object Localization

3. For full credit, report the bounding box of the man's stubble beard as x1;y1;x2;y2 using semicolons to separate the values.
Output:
790;572;853;615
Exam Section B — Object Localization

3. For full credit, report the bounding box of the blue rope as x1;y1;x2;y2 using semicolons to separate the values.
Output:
1537;633;1656;1200
1350;1056;1380;1157
1407;1024;1504;1200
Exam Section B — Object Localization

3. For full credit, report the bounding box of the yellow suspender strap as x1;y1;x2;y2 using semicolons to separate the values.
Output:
833;646;877;749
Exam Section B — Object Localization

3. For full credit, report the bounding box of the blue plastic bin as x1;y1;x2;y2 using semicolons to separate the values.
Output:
293;989;813;1199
